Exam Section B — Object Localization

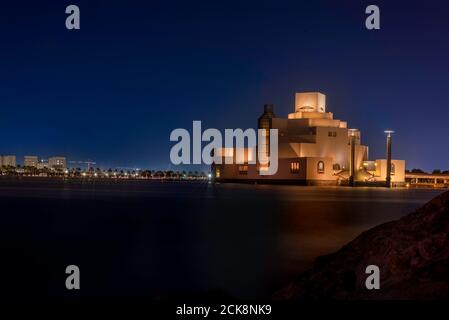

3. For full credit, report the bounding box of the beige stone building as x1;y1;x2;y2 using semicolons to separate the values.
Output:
24;156;39;168
0;155;17;167
213;92;405;185
48;157;67;170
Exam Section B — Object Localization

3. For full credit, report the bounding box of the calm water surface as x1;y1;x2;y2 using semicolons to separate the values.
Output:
0;178;443;300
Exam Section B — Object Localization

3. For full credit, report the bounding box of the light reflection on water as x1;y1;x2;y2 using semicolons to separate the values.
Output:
0;179;443;300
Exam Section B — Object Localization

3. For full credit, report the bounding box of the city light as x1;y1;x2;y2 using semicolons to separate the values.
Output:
384;130;395;137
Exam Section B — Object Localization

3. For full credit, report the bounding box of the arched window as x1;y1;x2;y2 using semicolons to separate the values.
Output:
317;161;325;174
290;162;300;174
333;163;341;171
391;163;395;175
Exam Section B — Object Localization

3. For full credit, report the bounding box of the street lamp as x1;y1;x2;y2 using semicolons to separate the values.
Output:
384;130;395;188
348;129;358;187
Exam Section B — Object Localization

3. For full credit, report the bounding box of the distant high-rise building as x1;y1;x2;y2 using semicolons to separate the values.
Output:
48;157;67;170
24;156;39;168
37;160;49;170
1;155;17;167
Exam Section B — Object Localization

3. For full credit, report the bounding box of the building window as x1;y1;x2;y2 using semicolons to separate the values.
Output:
215;168;221;178
290;162;300;174
317;161;325;174
328;131;337;137
391;163;395;175
238;165;248;175
299;106;314;111
333;163;341;171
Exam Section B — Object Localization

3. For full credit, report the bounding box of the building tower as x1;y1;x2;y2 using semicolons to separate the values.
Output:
385;130;394;188
257;104;275;160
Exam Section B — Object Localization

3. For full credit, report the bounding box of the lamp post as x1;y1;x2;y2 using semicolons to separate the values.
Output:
384;130;394;188
348;129;358;187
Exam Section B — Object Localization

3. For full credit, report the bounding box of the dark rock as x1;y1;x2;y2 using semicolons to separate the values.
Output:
274;191;449;300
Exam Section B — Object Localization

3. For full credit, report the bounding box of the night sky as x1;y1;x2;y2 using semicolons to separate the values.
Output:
1;0;449;171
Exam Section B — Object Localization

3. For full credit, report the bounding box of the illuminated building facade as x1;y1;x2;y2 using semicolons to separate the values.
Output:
24;156;39;168
0;155;17;167
213;92;405;185
48;157;67;170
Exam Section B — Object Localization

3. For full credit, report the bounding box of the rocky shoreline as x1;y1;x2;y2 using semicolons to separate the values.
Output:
274;191;449;300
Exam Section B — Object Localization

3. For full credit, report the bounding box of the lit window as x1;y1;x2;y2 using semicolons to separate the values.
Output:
317;161;325;174
238;165;248;175
224;148;234;157
290;162;300;174
215;168;221;178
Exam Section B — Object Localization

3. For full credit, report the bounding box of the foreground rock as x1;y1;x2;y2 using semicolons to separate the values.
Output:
274;191;449;300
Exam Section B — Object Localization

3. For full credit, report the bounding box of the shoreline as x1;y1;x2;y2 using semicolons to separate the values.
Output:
0;175;447;190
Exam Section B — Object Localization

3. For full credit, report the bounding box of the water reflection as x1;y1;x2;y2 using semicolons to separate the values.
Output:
0;179;442;300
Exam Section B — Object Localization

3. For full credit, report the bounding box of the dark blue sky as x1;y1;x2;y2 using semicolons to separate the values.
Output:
1;0;449;171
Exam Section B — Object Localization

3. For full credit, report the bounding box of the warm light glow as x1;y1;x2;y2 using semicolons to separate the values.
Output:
247;147;255;162
215;148;235;158
224;148;234;157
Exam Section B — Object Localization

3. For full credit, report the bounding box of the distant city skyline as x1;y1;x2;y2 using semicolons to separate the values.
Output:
2;1;449;172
